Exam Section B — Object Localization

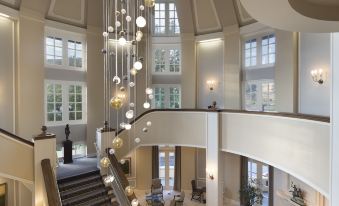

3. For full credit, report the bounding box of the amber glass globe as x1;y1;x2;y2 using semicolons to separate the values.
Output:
110;96;123;110
112;137;123;149
125;186;134;196
145;0;155;7
100;157;110;168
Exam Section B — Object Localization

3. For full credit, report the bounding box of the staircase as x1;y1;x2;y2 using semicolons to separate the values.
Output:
57;170;119;206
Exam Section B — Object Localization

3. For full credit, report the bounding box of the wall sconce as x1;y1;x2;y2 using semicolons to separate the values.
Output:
311;68;326;84
206;80;216;91
206;168;214;180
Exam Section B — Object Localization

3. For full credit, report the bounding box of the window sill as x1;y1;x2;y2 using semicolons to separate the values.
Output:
45;121;87;127
243;64;275;70
45;63;86;72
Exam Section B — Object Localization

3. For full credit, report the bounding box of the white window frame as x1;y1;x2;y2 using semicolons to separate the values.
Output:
153;0;180;37
45;26;87;71
242;79;275;112
242;32;275;70
152;44;181;74
45;80;87;126
152;84;181;109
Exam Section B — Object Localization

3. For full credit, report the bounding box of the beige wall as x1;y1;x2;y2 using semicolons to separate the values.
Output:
135;146;152;190
275;30;298;113
16;8;45;139
222;152;240;205
181;147;196;190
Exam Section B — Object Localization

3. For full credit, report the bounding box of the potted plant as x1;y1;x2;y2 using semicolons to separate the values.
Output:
239;180;264;206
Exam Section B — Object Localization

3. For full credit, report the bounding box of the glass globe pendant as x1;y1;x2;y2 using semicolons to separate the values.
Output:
126;110;134;119
125;186;134;196
134;61;143;70
119;37;127;46
136;16;146;28
145;0;155;7
145;87;153;95
131;68;138;75
135;137;141;143
147;121;152;127
100;157;110;168
143;102;150;109
112;137;123;149
125;123;132;130
110;96;123;110
113;75;121;84
131;199;139;206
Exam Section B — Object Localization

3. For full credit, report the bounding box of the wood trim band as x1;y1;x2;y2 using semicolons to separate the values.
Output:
116;109;330;135
0;128;34;146
41;159;62;206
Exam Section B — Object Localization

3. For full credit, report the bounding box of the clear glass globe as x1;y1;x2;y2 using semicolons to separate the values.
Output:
115;21;121;27
119;37;126;46
121;9;126;14
109;148;115;154
104;175;114;183
125;186;134;196
136;16;146;28
113;75;121;84
129;82;135;87
145;88;153;95
126;110;134;119
125;123;132;130
120;122;126;129
147;121;152;127
129;102;135;107
135;137;141;143
136;31;143;38
136;36;142;42
134;61;143;70
126;16;132;22
139;5;145;10
148;94;154;99
120;159;126;164
103;32;108;37
131;199;139;206
143;102;150;109
108;26;114;32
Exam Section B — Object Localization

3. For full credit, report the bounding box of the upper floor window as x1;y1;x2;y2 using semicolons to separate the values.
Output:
152;84;181;109
45;27;86;70
243;33;275;69
45;80;87;125
153;45;181;74
154;1;180;36
46;36;63;65
244;80;275;112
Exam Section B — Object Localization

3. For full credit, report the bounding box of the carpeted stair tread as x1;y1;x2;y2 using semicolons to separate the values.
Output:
61;187;110;206
76;193;117;206
58;174;102;192
59;181;105;199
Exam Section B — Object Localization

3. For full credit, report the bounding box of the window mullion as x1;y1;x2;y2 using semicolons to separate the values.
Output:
63;83;68;123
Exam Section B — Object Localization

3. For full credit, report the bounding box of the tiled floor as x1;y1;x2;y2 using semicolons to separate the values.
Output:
134;189;205;206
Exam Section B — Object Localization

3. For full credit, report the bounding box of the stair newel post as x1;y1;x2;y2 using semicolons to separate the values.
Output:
96;121;115;175
33;126;57;206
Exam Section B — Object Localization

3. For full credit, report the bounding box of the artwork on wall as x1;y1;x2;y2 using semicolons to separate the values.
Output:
0;183;7;206
119;157;131;177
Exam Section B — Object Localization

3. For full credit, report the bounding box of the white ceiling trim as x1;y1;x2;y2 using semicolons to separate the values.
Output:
193;0;221;34
234;0;253;25
1;0;16;6
47;0;85;26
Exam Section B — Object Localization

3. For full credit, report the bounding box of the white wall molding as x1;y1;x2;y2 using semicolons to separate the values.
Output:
47;0;85;26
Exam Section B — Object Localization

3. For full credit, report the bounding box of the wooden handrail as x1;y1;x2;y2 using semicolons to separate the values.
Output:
41;159;62;206
0;128;34;146
117;109;330;135
107;151;139;203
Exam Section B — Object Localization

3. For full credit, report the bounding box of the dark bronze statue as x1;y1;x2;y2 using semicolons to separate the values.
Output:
65;124;70;140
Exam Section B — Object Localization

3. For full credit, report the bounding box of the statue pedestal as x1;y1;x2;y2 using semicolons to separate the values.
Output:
63;140;73;164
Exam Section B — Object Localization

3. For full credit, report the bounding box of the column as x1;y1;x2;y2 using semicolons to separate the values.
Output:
206;112;223;206
33;126;57;206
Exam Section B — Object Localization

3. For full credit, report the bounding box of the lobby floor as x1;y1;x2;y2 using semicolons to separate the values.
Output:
135;189;205;206
56;157;98;180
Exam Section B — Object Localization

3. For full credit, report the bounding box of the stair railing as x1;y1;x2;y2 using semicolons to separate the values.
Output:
107;163;131;206
41;159;62;206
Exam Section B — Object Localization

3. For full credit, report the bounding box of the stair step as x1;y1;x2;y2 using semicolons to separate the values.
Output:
58;174;102;192
62;187;110;206
60;181;105;199
76;193;116;206
57;170;100;184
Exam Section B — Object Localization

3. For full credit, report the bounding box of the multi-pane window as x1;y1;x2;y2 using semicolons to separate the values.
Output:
45;81;86;125
262;34;276;65
68;40;83;68
153;46;181;74
46;83;63;122
248;161;257;182
159;147;175;190
153;85;181;109
168;3;179;35
244;80;275;112
45;28;85;70
243;33;276;68
46;36;63;65
154;48;166;72
261;82;275;112
154;1;180;36
154;3;166;35
68;85;83;121
154;87;165;108
169;87;180;108
169;49;180;72
244;39;257;67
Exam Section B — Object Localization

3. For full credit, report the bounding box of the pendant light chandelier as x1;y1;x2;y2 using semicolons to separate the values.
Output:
101;0;154;202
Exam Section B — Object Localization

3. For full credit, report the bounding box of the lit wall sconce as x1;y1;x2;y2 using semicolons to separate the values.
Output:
206;80;216;91
206;168;214;180
311;68;326;84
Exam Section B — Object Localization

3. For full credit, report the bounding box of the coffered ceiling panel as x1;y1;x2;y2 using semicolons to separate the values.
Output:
234;0;255;26
193;0;221;34
47;0;86;27
0;0;20;8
